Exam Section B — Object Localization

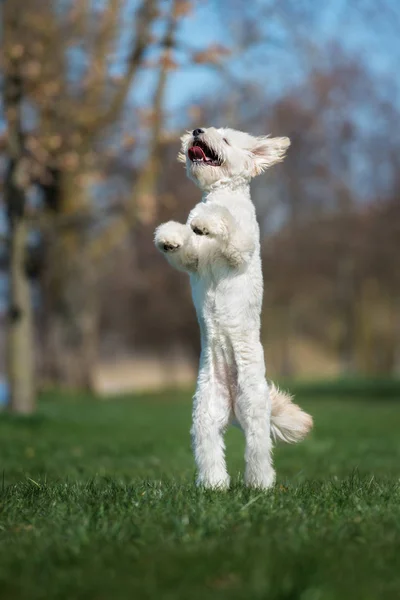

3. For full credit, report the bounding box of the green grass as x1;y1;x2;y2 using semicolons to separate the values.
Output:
289;377;400;399
1;386;400;600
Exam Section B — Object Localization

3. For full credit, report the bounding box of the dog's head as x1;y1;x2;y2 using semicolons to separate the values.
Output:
178;127;290;190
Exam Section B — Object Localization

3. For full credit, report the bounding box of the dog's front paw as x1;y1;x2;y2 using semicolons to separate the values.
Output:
154;221;188;253
189;204;230;239
191;218;211;237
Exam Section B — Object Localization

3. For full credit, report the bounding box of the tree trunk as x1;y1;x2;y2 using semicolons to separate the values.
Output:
3;4;36;413
41;261;99;391
337;257;357;376
7;218;35;413
40;172;99;390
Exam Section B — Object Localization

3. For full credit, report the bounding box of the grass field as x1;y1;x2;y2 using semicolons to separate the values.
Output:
1;383;400;600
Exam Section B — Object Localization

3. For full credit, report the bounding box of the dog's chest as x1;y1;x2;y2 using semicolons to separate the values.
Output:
190;266;257;332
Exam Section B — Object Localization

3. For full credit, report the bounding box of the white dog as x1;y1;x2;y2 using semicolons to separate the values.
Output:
154;127;313;489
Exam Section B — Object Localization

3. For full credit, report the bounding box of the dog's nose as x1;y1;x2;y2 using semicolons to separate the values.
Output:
193;128;204;137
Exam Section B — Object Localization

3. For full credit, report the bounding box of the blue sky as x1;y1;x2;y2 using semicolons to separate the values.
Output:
135;0;400;119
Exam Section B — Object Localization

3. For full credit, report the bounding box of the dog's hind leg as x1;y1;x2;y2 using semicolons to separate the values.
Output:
191;359;231;490
234;346;275;489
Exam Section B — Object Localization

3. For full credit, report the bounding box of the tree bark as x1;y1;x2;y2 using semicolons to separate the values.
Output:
41;258;99;390
3;2;36;413
39;171;99;390
7;218;35;413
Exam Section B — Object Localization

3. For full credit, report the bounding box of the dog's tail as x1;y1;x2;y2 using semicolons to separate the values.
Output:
269;382;313;444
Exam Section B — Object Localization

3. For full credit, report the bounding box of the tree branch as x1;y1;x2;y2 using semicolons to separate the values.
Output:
86;0;181;264
85;0;159;134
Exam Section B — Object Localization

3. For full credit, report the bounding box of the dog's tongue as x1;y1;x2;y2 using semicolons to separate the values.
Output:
188;145;206;160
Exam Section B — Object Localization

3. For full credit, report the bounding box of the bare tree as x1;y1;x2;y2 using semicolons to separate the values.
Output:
1;0;231;398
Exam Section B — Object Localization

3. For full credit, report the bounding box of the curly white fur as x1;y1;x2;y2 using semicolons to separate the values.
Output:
154;126;313;489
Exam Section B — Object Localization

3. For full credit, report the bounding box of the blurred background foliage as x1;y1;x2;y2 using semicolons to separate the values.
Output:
0;0;399;413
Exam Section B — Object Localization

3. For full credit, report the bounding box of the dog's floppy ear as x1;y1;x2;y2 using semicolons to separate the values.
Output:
177;131;192;163
250;136;290;176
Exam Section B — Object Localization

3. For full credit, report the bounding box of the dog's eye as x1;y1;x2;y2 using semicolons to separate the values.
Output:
223;137;230;145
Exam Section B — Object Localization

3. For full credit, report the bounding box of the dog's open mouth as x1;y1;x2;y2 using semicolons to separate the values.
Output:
188;141;221;166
